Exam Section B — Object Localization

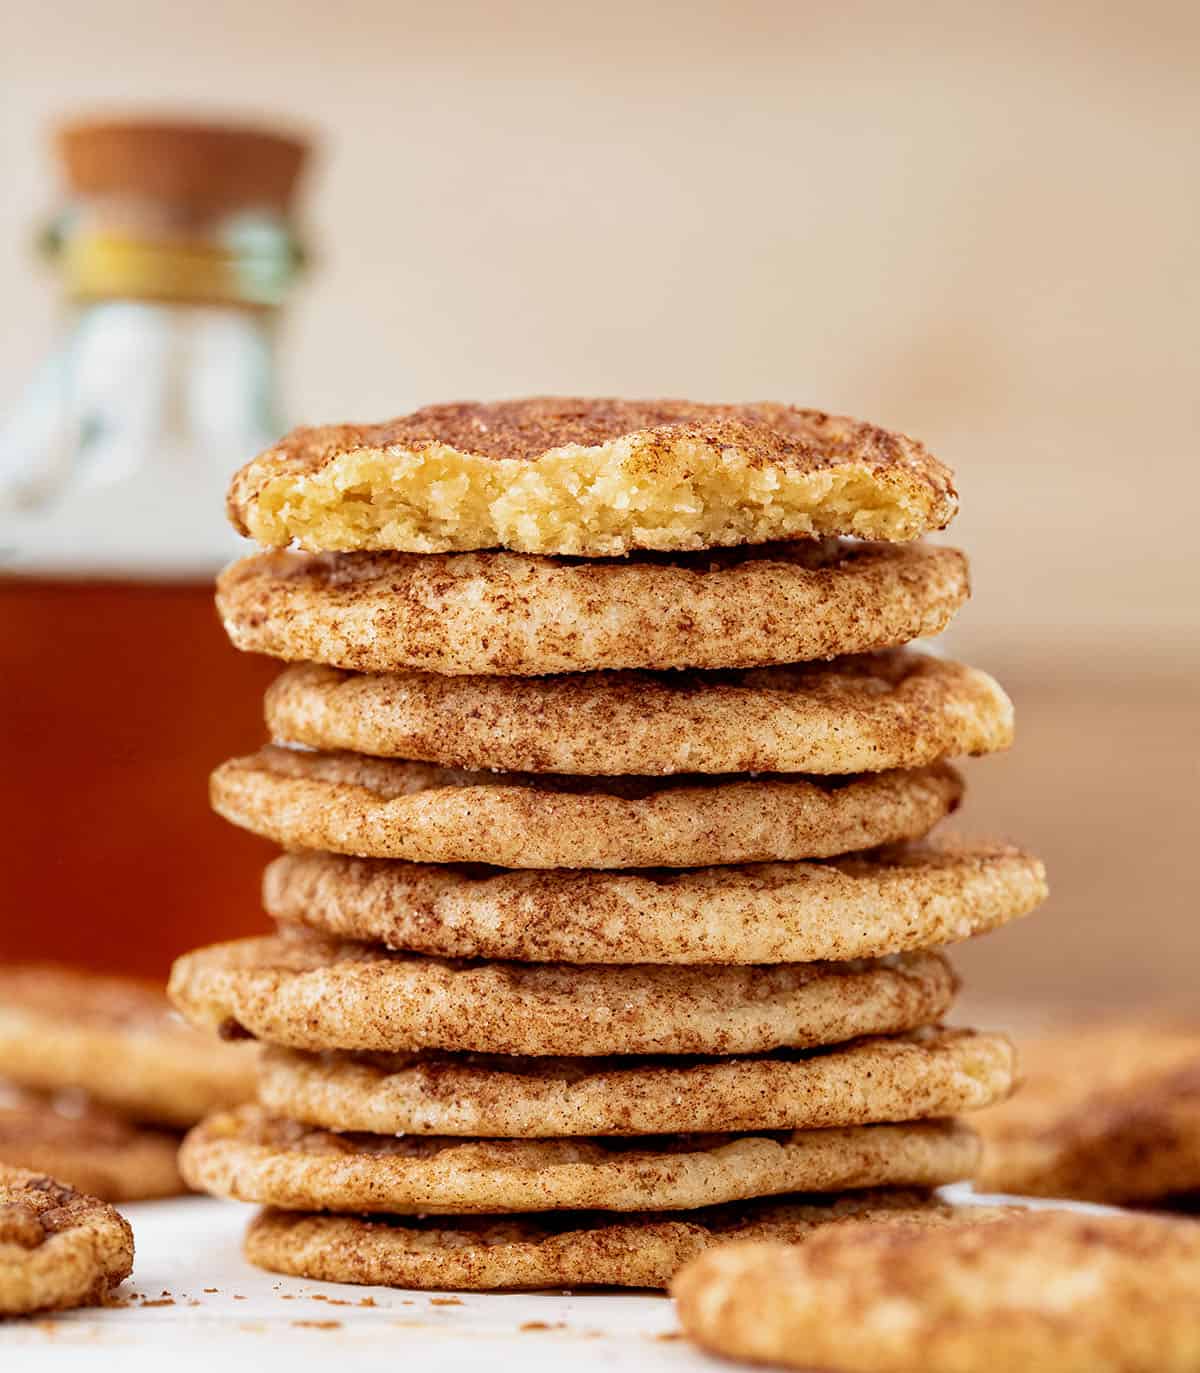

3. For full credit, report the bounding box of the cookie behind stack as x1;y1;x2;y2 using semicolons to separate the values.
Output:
0;966;256;1201
172;398;1046;1289
975;1022;1200;1204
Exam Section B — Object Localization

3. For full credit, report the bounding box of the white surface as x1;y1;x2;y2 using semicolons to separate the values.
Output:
1;1195;704;1370
2;1188;1125;1369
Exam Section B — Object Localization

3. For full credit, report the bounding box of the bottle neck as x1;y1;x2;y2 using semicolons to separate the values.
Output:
60;230;280;309
43;200;304;311
1;193;303;578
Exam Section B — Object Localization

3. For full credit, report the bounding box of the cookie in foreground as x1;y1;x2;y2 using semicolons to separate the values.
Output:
0;1164;133;1316
671;1210;1200;1373
226;397;957;556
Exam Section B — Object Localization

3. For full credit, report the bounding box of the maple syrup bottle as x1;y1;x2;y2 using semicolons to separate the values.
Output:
0;119;311;976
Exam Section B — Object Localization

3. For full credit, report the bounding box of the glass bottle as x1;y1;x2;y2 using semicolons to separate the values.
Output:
0;119;310;977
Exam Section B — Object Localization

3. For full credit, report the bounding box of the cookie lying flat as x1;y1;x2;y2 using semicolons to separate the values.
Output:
212;747;962;869
0;965;257;1128
257;1027;1013;1137
975;1023;1200;1203
0;1165;133;1316
264;840;1045;965
0;1085;184;1203
244;1188;980;1292
227;397;957;556
181;1107;978;1214
216;542;969;676
169;932;957;1056
265;651;1011;776
671;1211;1200;1373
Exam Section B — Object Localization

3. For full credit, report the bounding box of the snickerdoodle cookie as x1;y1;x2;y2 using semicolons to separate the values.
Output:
169;932;957;1057
0;1084;184;1203
0;965;256;1129
227;398;957;556
181;1107;978;1214
975;1022;1200;1203
264;650;1010;776
263;839;1044;965
257;1027;1013;1137
671;1210;1200;1373
0;1165;133;1316
244;1188;984;1292
216;541;969;676
211;747;963;869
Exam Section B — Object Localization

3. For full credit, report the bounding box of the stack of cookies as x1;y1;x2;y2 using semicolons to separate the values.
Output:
170;399;1046;1291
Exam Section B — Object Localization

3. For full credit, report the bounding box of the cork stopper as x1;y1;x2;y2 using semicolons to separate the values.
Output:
55;117;310;216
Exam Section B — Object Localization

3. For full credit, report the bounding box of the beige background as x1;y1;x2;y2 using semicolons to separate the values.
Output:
3;1;1197;1012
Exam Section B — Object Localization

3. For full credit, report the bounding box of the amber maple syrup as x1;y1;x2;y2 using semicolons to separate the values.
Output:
1;118;310;976
0;577;281;975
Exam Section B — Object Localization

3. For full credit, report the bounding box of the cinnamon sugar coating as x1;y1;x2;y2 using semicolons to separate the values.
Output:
257;1027;1014;1137
975;1023;1200;1203
672;1211;1200;1372
216;541;969;675
264;839;1044;965
227;398;957;556
264;650;1011;776
244;1189;991;1292
180;1106;978;1213
168;931;958;1057
211;747;963;868
0;1164;133;1315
